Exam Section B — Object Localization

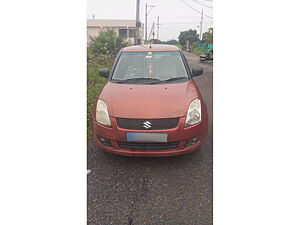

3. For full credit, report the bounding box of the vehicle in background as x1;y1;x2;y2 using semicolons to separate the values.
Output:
200;50;213;63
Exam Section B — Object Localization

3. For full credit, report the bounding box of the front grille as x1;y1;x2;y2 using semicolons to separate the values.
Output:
118;142;179;150
116;117;179;130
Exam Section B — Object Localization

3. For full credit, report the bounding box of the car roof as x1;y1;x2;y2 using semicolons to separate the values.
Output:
122;44;180;52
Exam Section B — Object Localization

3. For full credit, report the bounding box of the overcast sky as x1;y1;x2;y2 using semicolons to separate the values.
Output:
87;0;213;41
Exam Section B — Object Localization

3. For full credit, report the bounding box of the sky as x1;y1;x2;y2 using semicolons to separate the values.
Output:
87;0;213;41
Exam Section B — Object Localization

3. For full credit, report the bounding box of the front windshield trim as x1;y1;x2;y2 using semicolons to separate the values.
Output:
109;78;190;85
109;51;191;84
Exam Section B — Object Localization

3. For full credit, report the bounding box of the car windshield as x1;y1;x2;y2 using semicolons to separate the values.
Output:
111;51;189;84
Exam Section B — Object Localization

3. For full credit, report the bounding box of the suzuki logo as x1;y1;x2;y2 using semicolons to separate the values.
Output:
143;121;152;129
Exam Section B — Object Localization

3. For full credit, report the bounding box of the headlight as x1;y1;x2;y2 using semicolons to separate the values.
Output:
96;99;111;127
185;99;201;127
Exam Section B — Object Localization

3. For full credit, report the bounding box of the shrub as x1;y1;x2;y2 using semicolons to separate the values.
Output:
89;29;128;58
176;44;184;49
87;58;108;139
192;47;206;55
87;30;129;139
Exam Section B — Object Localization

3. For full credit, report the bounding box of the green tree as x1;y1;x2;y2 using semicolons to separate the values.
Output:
89;29;128;58
161;39;179;45
178;29;199;48
202;28;213;45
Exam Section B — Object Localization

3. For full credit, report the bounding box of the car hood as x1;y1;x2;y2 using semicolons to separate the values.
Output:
99;81;200;119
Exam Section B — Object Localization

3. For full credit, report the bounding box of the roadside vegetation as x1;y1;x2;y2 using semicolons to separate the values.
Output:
178;29;199;49
178;28;213;57
191;44;206;55
87;30;128;139
202;28;213;45
160;39;183;49
159;28;213;56
161;39;179;45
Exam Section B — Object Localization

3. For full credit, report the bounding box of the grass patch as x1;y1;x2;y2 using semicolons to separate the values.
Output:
87;58;110;139
176;44;184;49
192;47;206;55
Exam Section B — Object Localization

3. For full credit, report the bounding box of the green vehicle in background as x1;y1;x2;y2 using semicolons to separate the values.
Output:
198;42;213;63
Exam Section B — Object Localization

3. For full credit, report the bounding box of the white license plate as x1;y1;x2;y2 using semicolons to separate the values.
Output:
126;132;168;143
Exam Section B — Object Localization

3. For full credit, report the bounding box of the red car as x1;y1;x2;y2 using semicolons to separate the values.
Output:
92;44;208;157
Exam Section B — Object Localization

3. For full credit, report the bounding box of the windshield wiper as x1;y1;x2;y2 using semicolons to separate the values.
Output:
111;78;160;84
149;77;188;84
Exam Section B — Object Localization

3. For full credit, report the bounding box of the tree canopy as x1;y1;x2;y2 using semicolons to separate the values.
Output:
178;29;199;47
202;28;213;45
161;39;179;45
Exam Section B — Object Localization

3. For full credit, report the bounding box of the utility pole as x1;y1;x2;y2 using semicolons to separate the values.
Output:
156;16;161;40
148;22;155;41
145;3;147;42
200;9;203;41
152;22;155;40
135;0;141;45
145;3;156;42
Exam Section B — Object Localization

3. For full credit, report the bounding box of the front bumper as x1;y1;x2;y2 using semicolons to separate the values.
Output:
92;116;208;157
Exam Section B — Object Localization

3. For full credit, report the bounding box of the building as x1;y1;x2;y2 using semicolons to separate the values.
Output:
87;19;144;45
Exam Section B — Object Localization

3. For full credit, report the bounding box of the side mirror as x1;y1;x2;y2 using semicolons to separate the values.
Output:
191;68;203;77
99;68;109;78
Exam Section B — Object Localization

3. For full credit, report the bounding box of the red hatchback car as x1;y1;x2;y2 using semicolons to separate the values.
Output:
92;44;208;157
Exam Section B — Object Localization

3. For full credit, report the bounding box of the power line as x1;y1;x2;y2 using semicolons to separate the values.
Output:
180;0;213;18
191;0;213;4
188;0;213;9
148;16;212;21
161;23;212;26
151;16;207;19
161;22;212;24
179;0;213;19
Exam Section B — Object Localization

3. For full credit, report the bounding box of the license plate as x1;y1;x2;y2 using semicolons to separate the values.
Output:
126;132;168;143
